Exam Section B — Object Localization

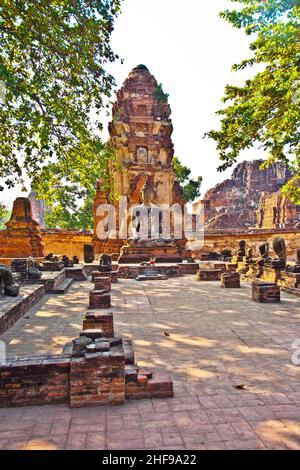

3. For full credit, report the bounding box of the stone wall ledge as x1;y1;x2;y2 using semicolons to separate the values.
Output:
0;285;45;335
201;228;300;236
41;229;93;235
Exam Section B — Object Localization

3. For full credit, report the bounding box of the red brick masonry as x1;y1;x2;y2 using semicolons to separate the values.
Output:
0;346;173;408
83;311;114;337
221;272;241;289
252;281;281;303
0;303;173;408
196;269;222;281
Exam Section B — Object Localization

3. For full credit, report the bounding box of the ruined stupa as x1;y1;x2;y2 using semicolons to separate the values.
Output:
0;197;44;259
93;65;191;262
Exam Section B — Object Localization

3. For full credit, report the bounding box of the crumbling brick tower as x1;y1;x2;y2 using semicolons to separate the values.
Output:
93;65;189;258
0;197;44;259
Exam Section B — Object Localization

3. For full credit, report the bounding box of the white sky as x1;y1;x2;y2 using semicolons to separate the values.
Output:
103;0;265;197
1;0;266;207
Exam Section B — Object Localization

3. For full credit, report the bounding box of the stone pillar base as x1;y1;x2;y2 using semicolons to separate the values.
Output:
94;277;112;291
83;311;114;337
196;269;222;281
89;290;111;309
252;281;280;303
92;270;118;283
221;272;241;288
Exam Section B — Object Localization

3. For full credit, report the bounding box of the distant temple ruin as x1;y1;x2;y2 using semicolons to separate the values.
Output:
0;197;44;258
257;190;300;229
197;160;299;231
28;191;45;228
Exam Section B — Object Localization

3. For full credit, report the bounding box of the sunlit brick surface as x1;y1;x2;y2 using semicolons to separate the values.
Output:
1;277;300;449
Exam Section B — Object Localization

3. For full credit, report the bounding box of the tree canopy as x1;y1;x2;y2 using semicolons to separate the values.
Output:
35;143;115;230
172;156;202;203
0;0;122;191
206;0;300;201
0;202;10;229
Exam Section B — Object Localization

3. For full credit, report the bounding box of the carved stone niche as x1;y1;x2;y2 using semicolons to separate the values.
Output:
136;104;147;116
136;146;148;164
135;123;148;137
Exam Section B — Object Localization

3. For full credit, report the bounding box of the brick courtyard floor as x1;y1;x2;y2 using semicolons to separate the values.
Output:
1;276;300;450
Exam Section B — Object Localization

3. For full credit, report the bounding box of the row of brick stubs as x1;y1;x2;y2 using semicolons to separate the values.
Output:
84;279;154;400
237;262;296;295
72;274;123;407
195;267;241;288
195;265;283;302
247;263;300;293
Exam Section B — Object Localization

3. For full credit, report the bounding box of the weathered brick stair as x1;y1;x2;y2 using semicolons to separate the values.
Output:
51;277;73;295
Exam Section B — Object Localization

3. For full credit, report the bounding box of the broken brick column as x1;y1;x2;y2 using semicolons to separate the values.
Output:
196;269;222;281
221;272;241;288
89;289;111;309
70;353;125;408
94;277;112;291
83;311;114;337
69;331;125;408
92;271;118;283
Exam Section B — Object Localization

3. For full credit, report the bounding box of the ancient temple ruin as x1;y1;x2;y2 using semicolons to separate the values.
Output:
198;160;294;231
93;65;190;262
28;191;46;228
257;190;300;229
0;197;44;259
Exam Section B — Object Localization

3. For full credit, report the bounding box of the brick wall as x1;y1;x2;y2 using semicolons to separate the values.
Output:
190;229;300;260
41;230;92;260
0;351;126;408
70;352;125;408
0;356;70;407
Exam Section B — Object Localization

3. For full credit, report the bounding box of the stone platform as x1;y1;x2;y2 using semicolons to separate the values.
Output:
118;263;182;279
0;285;45;335
40;266;87;294
118;246;184;264
40;271;73;294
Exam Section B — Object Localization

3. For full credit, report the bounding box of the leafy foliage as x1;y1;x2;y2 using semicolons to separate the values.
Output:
44;192;94;230
33;143;115;230
206;0;300;201
0;202;10;229
155;83;169;102
172;156;202;202
0;0;122;191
